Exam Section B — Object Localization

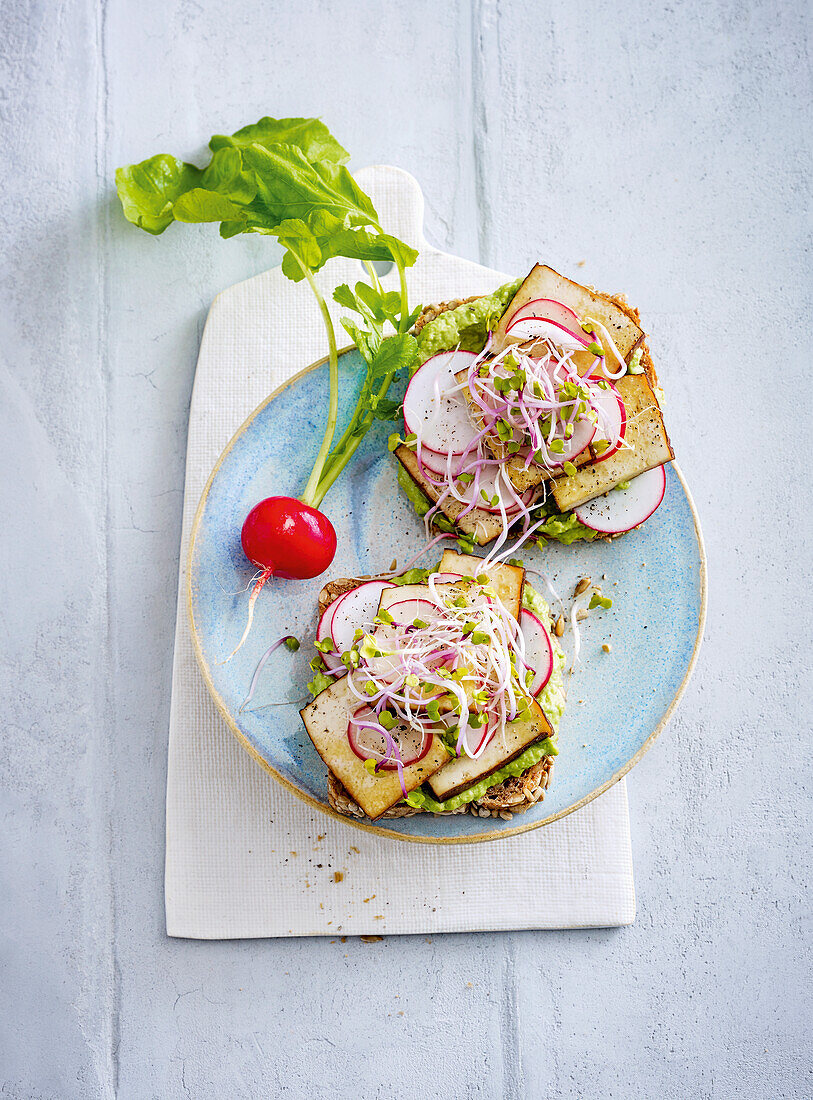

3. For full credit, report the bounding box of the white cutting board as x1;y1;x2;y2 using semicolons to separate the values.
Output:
164;165;635;937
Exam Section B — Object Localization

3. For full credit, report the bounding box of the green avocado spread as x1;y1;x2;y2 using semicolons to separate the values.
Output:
403;286;597;545
397;463;445;522
414;278;522;367
405;736;557;813
627;347;644;374
535;510;598;545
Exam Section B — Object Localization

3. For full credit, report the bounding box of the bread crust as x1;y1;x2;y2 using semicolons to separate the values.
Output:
413;294;483;335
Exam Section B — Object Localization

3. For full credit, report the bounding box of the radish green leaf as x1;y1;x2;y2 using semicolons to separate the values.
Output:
115;116;422;510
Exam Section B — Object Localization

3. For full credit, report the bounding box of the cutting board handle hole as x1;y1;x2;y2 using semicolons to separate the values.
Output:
363;259;394;277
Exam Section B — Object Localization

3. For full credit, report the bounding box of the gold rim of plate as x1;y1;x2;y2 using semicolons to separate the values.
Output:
187;350;708;846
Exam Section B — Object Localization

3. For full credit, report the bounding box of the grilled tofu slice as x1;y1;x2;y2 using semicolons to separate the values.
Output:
438;550;524;623
551;373;674;511
395;444;544;546
496;437;593;493
491;264;644;360
428;695;554;801
301;676;450;820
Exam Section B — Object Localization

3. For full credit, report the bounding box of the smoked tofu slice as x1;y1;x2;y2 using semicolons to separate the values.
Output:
497;438;592;493
428;695;554;801
438;550;524;623
491;264;644;361
551;373;674;511
301;676;450;820
395;444;544;546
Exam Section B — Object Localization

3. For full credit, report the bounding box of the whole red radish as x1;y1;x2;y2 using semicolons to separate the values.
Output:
222;497;336;662
241;496;337;579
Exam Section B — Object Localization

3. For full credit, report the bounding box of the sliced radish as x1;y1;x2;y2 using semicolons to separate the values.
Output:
505;300;604;379
317;602;335;643
520;608;554;696
317;601;346;672
507;315;588;351
359;622;407;685
574;465;667;534
505;298;583;337
437;711;493;757
416;447;467;478
516;358;595;468
386;596;438;624
347;705;432;770
329;580;395;656
539;389;596;467
586;380;626;463
465;479;536;515
550;418;596;467
467;716;494;757
478;494;535;517
403;350;479;455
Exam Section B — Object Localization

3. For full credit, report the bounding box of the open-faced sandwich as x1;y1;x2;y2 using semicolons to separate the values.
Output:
394;264;674;548
301;551;566;821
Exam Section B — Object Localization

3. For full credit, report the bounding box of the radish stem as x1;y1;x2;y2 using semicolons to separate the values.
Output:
364;260;382;296
306;251;411;507
368;219;409;333
299;261;340;508
312;362;399;506
396;259;409;333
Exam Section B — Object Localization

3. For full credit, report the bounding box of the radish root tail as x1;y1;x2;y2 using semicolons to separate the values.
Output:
220;566;273;664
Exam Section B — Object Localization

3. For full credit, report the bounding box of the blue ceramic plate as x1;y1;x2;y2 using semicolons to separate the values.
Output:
188;350;706;843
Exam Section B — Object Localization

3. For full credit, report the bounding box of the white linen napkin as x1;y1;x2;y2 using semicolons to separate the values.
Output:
165;166;635;938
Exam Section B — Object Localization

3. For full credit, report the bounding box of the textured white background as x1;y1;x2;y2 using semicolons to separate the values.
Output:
0;1;809;1097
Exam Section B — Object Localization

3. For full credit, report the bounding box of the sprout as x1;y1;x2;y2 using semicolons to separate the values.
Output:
240;635;303;713
345;569;530;763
